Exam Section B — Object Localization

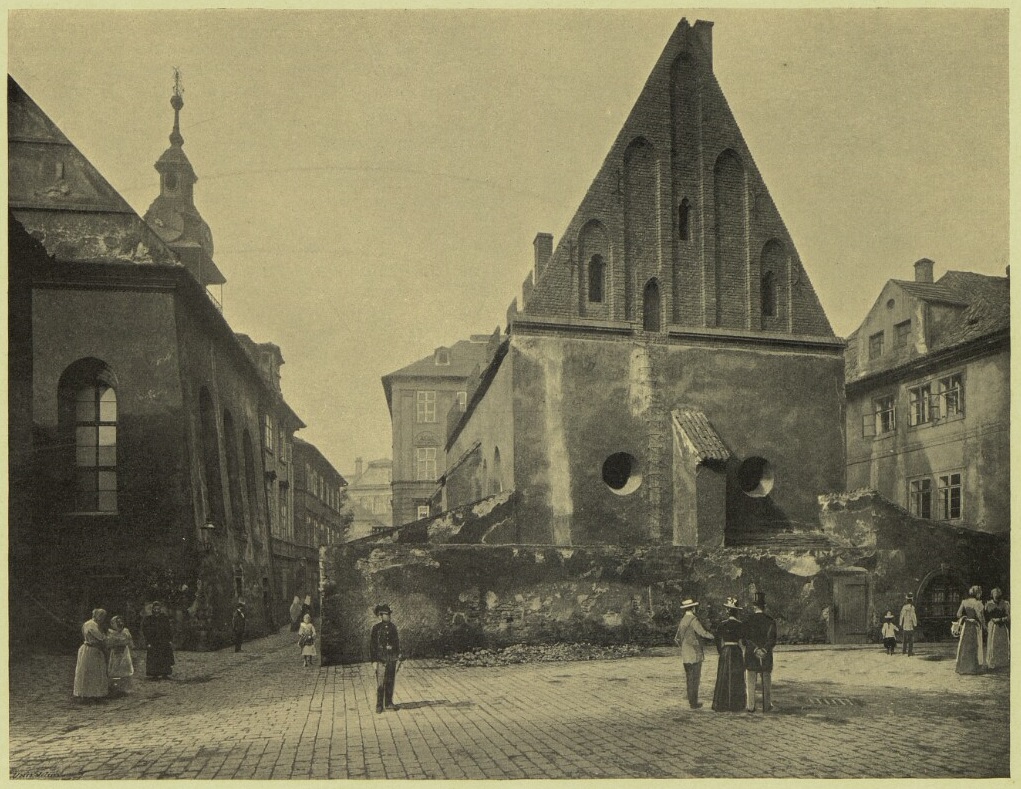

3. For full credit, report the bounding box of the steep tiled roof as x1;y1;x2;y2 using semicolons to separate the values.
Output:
888;280;969;306
672;409;730;464
381;336;491;413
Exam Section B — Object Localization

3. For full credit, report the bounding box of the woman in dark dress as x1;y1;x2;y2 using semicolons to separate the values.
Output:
712;597;747;712
141;601;175;680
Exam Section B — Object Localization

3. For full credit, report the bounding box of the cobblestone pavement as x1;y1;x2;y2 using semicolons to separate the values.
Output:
7;628;1010;780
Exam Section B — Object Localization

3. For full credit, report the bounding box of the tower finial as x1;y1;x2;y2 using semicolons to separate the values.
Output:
170;67;184;147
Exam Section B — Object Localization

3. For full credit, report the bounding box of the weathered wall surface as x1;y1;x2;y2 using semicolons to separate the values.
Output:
846;348;1010;533
469;332;844;546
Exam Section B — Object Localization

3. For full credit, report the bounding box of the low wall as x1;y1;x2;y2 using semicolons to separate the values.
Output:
320;489;1008;664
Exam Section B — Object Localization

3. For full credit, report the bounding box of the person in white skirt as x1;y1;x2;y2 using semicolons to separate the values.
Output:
298;613;317;667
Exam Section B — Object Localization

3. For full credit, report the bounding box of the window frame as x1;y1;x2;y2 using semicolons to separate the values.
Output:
415;446;437;481
71;381;118;514
868;331;885;360
416;390;437;423
894;319;911;349
588;255;605;304
862;394;897;438
936;471;964;521
908;476;932;519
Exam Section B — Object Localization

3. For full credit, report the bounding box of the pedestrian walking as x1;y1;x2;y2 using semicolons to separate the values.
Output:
73;608;109;703
231;601;247;652
298;613;317;667
289;596;303;632
711;597;747;712
899;593;918;656
141;601;175;680
673;598;714;709
984;588;1009;671
369;603;402;713
106;615;135;696
301;595;313;622
954;585;986;674
742;591;777;713
881;612;899;655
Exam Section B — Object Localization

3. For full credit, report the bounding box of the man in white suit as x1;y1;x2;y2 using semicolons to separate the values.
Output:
674;598;715;709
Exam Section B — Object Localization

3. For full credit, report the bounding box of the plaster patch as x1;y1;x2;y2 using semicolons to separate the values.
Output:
603;612;623;627
558;549;575;561
486;591;499;608
627;347;653;416
775;554;821;577
471;489;513;518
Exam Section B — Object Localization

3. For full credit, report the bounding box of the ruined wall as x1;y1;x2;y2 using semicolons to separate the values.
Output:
319;487;1005;664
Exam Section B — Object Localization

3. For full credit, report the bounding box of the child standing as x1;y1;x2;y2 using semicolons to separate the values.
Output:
298;613;317;667
881;611;899;655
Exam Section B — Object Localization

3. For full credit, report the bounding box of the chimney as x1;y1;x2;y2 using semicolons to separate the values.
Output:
355;457;363;478
914;258;934;284
533;233;553;279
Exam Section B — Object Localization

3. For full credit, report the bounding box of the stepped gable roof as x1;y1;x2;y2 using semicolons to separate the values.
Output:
672;409;730;464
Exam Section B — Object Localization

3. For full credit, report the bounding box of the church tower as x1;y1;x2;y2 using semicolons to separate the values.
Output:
144;70;225;289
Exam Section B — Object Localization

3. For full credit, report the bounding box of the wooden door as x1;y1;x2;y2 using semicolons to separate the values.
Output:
831;574;869;644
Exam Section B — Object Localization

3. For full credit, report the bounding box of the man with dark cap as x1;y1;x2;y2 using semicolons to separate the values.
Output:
231;600;247;653
742;591;777;713
899;592;918;656
369;604;401;713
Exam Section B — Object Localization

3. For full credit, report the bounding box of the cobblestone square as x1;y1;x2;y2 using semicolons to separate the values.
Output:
8;628;1010;780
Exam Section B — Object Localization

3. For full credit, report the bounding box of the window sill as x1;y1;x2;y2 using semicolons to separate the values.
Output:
64;511;118;517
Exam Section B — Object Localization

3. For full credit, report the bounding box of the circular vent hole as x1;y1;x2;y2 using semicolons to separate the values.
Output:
602;452;642;495
738;457;774;498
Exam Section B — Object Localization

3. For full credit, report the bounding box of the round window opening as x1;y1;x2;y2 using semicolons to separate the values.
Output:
602;452;642;495
738;456;774;498
886;298;896;310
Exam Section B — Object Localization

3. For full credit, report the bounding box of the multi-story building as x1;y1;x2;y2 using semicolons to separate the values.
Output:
442;19;847;547
7;75;304;649
291;438;350;616
345;457;393;539
382;338;490;526
845;259;1009;533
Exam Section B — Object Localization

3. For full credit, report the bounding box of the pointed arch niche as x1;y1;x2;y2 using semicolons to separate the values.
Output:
578;219;610;319
760;238;790;331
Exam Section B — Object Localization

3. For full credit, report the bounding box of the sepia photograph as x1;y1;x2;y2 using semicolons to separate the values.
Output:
6;6;1011;780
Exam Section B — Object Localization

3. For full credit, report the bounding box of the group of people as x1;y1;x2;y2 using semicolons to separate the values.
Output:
952;586;1009;675
880;592;921;656
674;591;777;713
72;601;176;702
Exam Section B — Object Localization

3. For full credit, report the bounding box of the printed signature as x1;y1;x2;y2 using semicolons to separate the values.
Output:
11;770;60;779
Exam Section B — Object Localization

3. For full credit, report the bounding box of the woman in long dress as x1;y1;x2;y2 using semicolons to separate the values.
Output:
106;615;135;694
712;597;747;712
298;613;317;667
954;585;986;674
73;608;109;702
289;596;303;632
141;601;175;680
984;588;1010;670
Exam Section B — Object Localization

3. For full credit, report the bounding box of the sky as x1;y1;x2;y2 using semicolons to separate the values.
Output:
7;7;1011;477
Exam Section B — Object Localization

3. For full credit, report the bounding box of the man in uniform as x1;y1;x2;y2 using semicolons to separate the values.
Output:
674;597;714;709
369;603;401;713
743;591;777;713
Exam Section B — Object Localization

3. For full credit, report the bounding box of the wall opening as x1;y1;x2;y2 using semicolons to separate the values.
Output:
602;452;642;495
642;279;661;332
738;456;774;497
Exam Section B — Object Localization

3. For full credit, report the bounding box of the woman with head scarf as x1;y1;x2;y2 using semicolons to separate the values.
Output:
984;588;1009;670
954;585;986;674
289;596;303;632
711;597;747;712
106;615;135;695
73;608;109;702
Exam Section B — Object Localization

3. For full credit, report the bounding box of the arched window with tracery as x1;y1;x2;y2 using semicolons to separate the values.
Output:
59;359;118;513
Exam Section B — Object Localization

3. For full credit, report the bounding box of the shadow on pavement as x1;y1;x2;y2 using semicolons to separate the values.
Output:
398;699;475;710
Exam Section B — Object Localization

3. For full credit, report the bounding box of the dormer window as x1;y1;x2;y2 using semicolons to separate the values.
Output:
869;331;884;360
435;348;450;366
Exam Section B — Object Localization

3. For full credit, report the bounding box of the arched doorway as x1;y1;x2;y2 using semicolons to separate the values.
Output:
643;279;661;332
915;568;965;641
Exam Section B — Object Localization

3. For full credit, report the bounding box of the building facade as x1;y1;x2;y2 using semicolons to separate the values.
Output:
345;457;393;539
845;259;1010;534
382;338;490;527
442;19;847;547
7;76;304;649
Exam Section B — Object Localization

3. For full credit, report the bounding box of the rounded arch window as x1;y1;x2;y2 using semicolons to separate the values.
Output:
738;456;774;498
602;452;642;495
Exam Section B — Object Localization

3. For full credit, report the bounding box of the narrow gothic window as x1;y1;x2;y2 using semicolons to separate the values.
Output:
678;199;691;241
59;359;118;513
761;271;776;317
588;255;605;303
643;279;661;332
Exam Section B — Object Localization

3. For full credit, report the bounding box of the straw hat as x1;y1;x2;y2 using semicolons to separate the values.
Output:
679;598;699;610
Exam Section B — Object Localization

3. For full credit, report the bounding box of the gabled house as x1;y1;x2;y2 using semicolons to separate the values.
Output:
845;258;1009;533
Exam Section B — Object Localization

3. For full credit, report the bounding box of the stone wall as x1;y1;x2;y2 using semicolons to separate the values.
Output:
320;488;1007;664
